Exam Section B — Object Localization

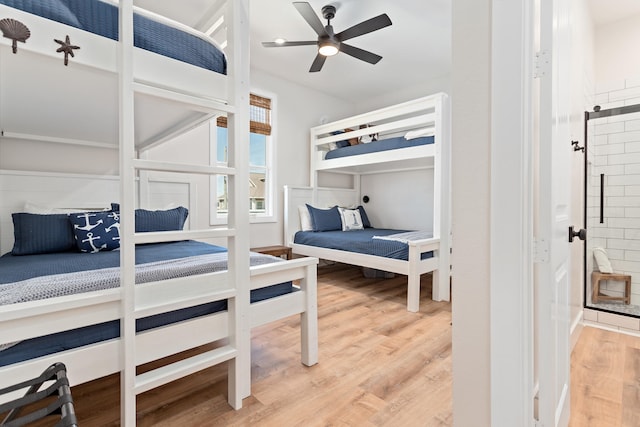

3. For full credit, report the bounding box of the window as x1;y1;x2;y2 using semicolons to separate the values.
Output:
210;92;275;224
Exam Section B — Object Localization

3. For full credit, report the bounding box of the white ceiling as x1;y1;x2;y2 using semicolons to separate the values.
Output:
137;1;639;103
249;0;451;101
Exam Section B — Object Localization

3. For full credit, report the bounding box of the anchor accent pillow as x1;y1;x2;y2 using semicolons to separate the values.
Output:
68;211;121;253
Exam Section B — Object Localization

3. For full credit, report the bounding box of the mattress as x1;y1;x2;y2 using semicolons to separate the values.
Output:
294;228;434;260
324;135;434;160
0;241;292;366
0;0;227;74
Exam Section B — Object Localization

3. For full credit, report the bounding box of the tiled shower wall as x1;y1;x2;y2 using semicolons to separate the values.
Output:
589;76;640;305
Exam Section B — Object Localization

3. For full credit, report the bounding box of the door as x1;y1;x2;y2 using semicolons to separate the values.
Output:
536;0;572;425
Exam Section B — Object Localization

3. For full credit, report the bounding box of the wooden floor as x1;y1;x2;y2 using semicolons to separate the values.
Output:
9;265;640;426
16;263;452;426
569;326;640;427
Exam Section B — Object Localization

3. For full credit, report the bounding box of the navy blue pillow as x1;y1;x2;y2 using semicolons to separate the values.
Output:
357;205;372;228
11;213;76;255
110;204;189;232
306;204;342;232
331;130;351;148
68;211;120;253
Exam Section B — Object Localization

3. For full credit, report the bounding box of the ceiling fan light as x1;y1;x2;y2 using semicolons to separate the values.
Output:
318;41;339;56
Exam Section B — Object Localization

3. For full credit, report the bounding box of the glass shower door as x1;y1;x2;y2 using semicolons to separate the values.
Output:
585;103;640;317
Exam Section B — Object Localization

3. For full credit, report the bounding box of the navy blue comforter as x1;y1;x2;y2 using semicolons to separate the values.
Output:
0;0;227;73
294;228;433;261
0;241;291;366
324;135;434;160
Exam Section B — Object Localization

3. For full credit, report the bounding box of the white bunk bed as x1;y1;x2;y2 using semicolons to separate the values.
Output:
284;93;450;312
0;1;318;424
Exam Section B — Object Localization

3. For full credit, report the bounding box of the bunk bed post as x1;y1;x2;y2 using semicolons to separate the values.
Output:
225;0;251;406
432;93;451;302
407;245;421;312
118;0;137;424
300;263;319;366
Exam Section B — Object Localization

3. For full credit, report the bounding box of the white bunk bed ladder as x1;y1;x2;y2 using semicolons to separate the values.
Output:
117;1;250;424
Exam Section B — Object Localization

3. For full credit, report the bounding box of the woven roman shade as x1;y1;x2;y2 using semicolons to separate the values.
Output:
216;94;271;135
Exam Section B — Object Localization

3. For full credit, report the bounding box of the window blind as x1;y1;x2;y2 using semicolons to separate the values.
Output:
216;93;271;135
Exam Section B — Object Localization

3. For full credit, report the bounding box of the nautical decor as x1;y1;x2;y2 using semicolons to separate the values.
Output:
0;18;30;54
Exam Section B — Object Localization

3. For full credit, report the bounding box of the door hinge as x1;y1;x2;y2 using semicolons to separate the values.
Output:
533;238;549;263
534;50;550;79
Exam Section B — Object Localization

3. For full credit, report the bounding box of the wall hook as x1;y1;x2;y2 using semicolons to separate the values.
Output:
571;140;584;153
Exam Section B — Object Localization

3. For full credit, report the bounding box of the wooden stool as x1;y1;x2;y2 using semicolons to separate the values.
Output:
591;271;631;304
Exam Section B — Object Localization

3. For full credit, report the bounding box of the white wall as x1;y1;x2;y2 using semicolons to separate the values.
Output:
145;67;356;248
360;169;434;231
0;139;118;175
353;75;451;113
451;0;491;424
0;68;354;249
594;13;640;85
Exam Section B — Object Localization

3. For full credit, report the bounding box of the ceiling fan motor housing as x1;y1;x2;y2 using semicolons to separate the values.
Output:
322;5;336;21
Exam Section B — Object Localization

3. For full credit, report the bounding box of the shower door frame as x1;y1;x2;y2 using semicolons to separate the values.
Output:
584;102;640;317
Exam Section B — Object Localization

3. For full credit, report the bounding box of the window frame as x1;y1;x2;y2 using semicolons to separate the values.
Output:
209;90;277;225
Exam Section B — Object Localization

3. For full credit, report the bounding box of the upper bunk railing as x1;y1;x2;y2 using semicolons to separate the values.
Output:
0;0;236;150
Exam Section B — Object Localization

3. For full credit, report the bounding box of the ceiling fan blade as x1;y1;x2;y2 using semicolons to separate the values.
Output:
262;41;317;47
293;2;326;36
309;54;327;72
336;14;392;42
339;43;383;65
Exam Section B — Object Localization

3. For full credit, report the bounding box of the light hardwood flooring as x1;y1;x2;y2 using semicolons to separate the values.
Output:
16;263;452;426
569;326;640;427
8;265;640;426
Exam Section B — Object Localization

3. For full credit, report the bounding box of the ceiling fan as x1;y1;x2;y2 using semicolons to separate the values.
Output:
261;2;392;72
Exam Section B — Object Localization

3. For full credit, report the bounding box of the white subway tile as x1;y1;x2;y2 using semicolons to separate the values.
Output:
626;119;640;132
597;311;640;330
625;164;640;174
608;174;640;185
625;229;640;240
595;144;625;156
596;80;625;95
625;250;640;261
625;186;640;196
607;249;625;259
606;196;640;207
626;142;640;153
609;131;640;144
625;208;640;218
609;153;640;166
583;308;599;322
608;236;640;249
590;228;625;239
595;122;625;136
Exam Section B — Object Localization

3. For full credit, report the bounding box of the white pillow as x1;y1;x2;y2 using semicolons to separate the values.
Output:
404;127;435;140
298;205;313;231
593;247;613;274
23;202;110;214
23;202;82;214
338;207;364;231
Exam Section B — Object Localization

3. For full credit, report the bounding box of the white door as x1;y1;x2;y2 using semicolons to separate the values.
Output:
536;0;572;425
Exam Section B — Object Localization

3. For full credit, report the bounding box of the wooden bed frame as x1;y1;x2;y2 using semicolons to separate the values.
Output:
285;93;451;312
0;1;319;423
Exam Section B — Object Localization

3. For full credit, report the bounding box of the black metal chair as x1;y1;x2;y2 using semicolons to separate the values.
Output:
0;363;78;426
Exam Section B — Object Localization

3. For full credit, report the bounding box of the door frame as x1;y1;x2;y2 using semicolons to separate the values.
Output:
489;0;536;425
